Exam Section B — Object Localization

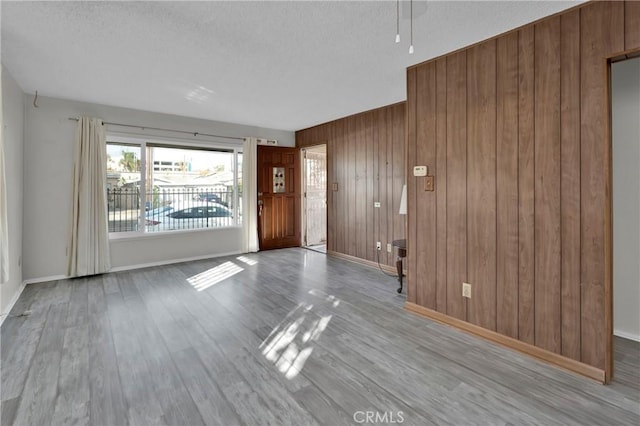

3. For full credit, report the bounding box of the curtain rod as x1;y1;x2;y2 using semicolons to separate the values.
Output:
67;117;244;141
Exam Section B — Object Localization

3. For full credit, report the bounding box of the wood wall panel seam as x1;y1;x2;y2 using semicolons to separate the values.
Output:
407;68;418;304
560;9;582;362
435;58;448;314
533;16;562;355
466;40;497;331
496;32;520;339
517;25;536;346
445;51;468;321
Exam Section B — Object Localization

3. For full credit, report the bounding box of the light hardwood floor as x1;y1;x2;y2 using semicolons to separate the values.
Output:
1;248;638;425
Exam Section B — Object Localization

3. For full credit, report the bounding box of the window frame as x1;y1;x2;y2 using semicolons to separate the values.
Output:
107;133;243;239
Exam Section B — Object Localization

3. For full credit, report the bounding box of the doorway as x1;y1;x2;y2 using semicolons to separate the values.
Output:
302;145;327;254
611;56;640;385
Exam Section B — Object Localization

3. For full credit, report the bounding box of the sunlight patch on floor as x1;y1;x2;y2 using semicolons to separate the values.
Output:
236;256;258;266
187;261;244;291
259;290;340;379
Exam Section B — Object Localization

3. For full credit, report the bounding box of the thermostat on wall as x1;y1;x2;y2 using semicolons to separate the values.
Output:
413;166;428;177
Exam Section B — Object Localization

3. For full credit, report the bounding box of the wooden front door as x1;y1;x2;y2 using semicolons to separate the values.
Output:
257;146;301;250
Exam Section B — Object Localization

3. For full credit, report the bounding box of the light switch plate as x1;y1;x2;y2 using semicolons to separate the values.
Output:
374;202;381;208
425;175;434;191
413;166;428;177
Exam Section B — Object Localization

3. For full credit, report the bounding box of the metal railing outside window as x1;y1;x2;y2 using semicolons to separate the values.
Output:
107;186;242;233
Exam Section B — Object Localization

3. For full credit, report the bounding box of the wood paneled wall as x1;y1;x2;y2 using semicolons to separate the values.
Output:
406;1;640;377
296;103;406;268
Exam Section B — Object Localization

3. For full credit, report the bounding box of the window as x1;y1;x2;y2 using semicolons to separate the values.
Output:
106;138;242;235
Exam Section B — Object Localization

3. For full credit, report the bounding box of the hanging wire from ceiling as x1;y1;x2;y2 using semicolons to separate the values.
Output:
395;0;400;43
409;0;414;54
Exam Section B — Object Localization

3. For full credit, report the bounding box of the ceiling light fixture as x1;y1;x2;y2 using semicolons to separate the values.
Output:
409;0;414;54
395;0;400;43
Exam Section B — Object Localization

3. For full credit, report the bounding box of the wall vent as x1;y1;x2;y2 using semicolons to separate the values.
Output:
257;138;278;146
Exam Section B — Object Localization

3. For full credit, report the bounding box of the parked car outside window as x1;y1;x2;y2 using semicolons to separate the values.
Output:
197;192;228;206
145;202;233;232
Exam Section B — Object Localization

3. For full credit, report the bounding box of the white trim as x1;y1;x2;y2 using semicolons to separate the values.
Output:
0;280;28;327
107;132;241;151
21;250;243;286
109;225;241;242
23;274;68;285
109;250;242;273
614;329;640;342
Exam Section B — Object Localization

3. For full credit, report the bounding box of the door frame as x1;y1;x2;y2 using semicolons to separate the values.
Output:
605;46;640;383
300;144;328;247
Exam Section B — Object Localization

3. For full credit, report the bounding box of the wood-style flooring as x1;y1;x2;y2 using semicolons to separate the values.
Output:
1;248;639;425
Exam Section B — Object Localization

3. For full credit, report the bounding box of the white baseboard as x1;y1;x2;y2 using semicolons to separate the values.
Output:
4;251;243;326
21;251;244;285
0;280;27;327
614;329;640;342
23;274;68;285
23;274;69;285
109;251;242;273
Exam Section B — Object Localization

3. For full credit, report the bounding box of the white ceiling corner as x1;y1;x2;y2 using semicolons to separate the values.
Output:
1;1;584;131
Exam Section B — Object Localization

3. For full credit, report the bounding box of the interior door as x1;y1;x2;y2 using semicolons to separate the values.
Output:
257;146;301;250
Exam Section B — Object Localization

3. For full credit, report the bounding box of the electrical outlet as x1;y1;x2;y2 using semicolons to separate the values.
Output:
462;282;472;298
374;201;381;208
376;241;382;250
387;243;392;253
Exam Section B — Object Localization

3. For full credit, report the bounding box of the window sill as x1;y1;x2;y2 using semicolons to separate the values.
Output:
109;225;242;242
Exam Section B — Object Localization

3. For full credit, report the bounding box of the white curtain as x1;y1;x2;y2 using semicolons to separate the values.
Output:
0;67;9;284
242;137;259;252
68;117;111;276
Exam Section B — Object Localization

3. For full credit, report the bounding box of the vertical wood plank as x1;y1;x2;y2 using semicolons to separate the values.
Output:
518;25;536;345
415;65;428;307
377;109;388;266
445;51;467;321
580;0;624;369
560;9;582;361
625;0;640;50
385;107;394;267
356;114;367;259
336;120;350;254
392;104;406;265
466;40;497;331
415;63;438;309
496;32;520;339
435;57;448;313
534;16;562;354
366;112;375;262
335;119;345;255
327;124;335;253
407;68;418;304
347;116;357;257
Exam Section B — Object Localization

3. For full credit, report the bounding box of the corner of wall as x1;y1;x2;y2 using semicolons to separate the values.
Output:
1;66;25;318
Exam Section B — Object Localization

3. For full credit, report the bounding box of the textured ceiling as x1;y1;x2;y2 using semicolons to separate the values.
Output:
1;1;582;131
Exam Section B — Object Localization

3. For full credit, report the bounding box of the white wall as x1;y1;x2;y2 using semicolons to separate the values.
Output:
1;66;24;316
23;95;294;281
612;57;640;342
